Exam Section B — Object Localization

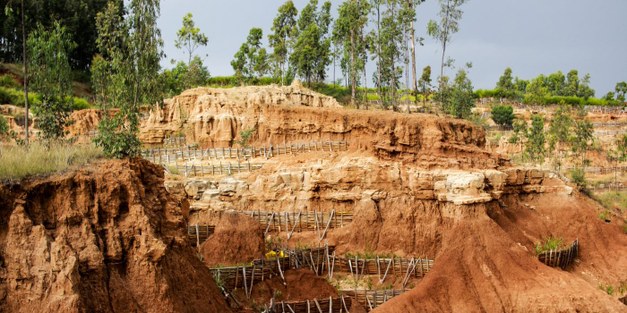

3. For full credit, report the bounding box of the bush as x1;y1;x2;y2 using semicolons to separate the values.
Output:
0;115;8;135
491;105;514;128
70;97;91;110
0;75;19;88
570;167;587;190
0;142;103;180
534;236;564;254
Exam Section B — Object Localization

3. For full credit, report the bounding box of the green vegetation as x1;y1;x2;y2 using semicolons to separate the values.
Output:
1;0;112;70
92;0;163;159
0;143;102;180
437;67;475;119
534;236;564;255
27;22;75;141
290;0;333;86
238;127;255;147
175;13;208;65
491;105;514;129
231;28;269;84
525;114;545;162
0;115;8;136
428;0;468;82
475;68;625;106
599;283;615;296
598;209;611;222
332;0;370;107
569;167;587;191
268;1;298;85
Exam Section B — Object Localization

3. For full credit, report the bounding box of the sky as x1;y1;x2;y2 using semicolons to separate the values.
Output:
158;0;627;95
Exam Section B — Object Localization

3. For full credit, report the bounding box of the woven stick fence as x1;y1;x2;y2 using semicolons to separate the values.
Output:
187;225;215;246
203;209;354;240
163;135;186;147
340;289;404;311
537;239;579;269
172;162;264;177
271;295;352;313
142;140;349;164
210;257;291;298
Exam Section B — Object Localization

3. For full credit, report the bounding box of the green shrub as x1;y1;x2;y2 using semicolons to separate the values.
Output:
0;87;11;104
0;75;19;88
70;97;91;110
0;115;8;135
598;210;611;222
569;168;587;190
491;105;514;128
534;236;564;254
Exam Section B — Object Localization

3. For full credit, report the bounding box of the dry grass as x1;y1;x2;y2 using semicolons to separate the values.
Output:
0;142;103;180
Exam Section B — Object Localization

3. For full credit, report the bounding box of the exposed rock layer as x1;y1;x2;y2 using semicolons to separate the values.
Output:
0;159;232;313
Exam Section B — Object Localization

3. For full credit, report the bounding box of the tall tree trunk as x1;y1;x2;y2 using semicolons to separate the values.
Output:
376;3;383;107
408;0;418;106
439;0;451;89
21;0;29;145
350;28;356;108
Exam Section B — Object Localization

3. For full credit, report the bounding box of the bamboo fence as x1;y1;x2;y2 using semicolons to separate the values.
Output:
537;239;579;269
142;140;349;163
271;295;352;313
187;225;215;246
340;289;405;311
203;209;354;240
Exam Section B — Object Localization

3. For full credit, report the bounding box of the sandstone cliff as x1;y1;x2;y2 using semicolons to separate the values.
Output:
0;159;232;313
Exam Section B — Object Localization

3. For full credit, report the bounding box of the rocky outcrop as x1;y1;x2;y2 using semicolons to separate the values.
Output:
0;159;232;313
140;85;506;169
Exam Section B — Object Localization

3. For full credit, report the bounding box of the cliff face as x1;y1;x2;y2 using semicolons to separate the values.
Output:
0;159;232;313
140;83;506;170
183;152;627;312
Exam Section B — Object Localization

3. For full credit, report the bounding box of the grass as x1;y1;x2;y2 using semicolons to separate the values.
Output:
534;236;564;255
593;191;627;212
0;143;103;180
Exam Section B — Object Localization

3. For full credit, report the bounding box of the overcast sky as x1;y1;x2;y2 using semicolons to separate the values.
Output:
158;0;627;95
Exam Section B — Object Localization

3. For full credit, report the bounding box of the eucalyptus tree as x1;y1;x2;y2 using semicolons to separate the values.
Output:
175;13;208;65
92;0;164;158
27;22;75;141
268;1;298;84
332;0;370;107
231;27;269;83
427;0;468;87
290;0;333;86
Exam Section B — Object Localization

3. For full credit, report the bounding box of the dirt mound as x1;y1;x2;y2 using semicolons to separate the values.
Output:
246;268;338;303
199;214;265;267
0;159;232;313
370;192;627;312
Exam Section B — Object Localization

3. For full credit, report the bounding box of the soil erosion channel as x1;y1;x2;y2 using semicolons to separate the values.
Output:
1;83;625;312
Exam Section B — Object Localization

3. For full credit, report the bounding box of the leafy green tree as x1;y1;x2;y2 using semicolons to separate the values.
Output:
268;0;298;85
508;118;527;144
404;0;426;102
93;0;164;158
175;12;208;65
439;68;474;118
2;0;113;70
607;134;627;190
615;81;627;102
231;27;269;84
161;56;210;96
290;0;333;86
491;105;514;129
547;104;573;153
525;114;545;162
369;0;410;111
427;0;468;86
570;118;594;167
418;65;432;105
496;67;516;98
332;0;370;107
27;21;75;141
